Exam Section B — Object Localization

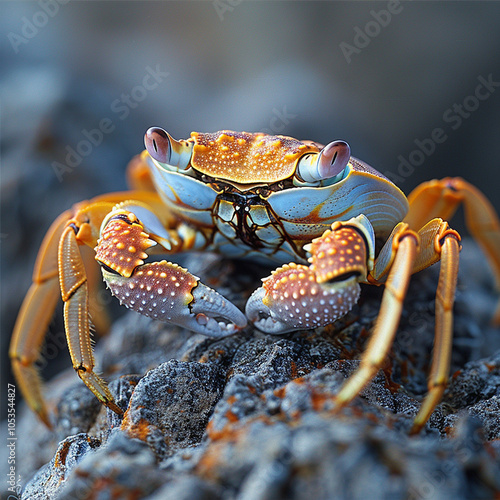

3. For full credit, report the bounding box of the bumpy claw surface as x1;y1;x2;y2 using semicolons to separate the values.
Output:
103;261;247;338
97;210;247;337
95;214;157;277
246;219;371;334
246;262;360;334
307;226;368;282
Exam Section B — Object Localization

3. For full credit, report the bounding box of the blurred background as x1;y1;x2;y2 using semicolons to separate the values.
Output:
1;1;500;418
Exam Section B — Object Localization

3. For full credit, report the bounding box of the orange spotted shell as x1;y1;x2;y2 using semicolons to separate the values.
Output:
190;131;319;184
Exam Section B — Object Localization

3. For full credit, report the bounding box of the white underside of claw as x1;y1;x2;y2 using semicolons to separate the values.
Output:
190;282;247;337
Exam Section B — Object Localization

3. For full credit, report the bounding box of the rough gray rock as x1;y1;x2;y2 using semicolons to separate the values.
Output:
22;434;100;500
121;360;225;460
3;245;500;500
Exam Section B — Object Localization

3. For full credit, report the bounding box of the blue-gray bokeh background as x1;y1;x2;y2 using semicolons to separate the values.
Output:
1;1;500;415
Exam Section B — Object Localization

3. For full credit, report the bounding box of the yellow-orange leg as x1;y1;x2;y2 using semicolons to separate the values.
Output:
9;210;72;427
126;151;157;192
335;218;461;434
334;226;420;410
59;223;122;414
9;191;170;426
410;225;461;434
404;177;500;322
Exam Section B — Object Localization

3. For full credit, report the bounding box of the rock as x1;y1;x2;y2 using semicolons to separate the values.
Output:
52;431;167;500
5;245;500;499
21;434;100;500
121;360;225;460
443;350;500;441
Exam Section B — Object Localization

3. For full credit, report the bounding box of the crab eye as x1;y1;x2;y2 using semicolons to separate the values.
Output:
144;127;193;171
297;140;351;183
145;127;171;163
318;141;350;179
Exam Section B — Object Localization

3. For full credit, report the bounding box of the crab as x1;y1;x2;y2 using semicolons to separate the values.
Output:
10;127;500;434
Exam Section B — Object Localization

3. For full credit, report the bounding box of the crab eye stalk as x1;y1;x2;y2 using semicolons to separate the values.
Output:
145;127;170;163
144;127;193;171
297;140;351;183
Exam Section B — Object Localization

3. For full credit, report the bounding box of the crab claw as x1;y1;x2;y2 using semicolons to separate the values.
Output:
102;261;247;338
245;262;360;334
144;127;193;171
246;216;375;334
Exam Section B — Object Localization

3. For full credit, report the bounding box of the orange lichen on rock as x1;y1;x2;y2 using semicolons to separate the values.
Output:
120;413;153;442
198;415;275;480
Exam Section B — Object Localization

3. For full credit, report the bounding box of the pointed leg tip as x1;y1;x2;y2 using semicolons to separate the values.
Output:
332;391;351;412
330;398;343;416
492;300;500;325
409;422;424;436
38;410;54;430
106;401;124;415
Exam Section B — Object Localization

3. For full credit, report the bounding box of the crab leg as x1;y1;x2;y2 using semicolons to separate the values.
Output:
410;223;461;434
334;226;420;409
59;224;122;414
9;199;121;425
10;192;172;425
404;177;500;322
126;150;157;192
57;195;202;415
9;210;71;427
96;207;247;338
337;218;461;433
